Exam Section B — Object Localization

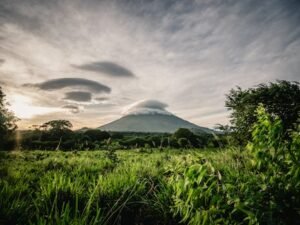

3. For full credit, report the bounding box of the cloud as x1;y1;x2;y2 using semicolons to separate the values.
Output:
24;78;111;93
0;59;4;66
1;0;300;129
0;3;42;32
131;99;168;110
73;61;135;78
62;104;82;114
63;91;92;102
95;97;109;101
123;99;172;116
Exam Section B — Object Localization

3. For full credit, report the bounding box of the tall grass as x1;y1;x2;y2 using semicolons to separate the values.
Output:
0;150;184;224
0;115;299;225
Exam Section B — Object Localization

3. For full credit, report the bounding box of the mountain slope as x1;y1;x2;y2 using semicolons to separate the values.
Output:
98;113;212;133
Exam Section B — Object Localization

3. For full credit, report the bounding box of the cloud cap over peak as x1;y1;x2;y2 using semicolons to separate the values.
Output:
123;99;172;116
24;78;111;93
2;0;300;129
73;61;135;78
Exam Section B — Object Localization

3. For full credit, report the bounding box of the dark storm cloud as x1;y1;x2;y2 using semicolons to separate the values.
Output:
24;78;111;93
62;104;80;114
63;91;92;102
73;61;135;78
0;59;5;66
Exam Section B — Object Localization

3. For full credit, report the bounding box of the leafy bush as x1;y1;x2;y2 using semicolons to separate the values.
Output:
169;161;227;225
84;129;110;142
247;105;300;223
226;80;300;144
167;105;300;224
177;137;189;148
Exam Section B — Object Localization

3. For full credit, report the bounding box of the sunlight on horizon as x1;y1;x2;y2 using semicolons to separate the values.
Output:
8;95;63;119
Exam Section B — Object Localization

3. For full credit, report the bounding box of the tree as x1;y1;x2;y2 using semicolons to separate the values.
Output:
84;129;110;142
173;128;195;140
225;80;300;144
178;138;189;148
42;120;73;131
0;86;18;149
214;124;232;135
40;120;73;150
173;128;198;147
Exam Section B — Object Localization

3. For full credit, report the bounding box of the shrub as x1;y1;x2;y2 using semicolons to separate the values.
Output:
177;138;189;148
226;80;300;144
247;105;300;223
167;105;300;224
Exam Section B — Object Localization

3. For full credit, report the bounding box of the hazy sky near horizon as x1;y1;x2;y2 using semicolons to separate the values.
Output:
0;0;299;129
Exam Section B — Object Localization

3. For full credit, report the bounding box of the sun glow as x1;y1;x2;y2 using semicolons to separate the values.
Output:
8;95;62;119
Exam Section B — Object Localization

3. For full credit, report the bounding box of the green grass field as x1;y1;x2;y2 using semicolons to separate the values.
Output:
0;148;299;225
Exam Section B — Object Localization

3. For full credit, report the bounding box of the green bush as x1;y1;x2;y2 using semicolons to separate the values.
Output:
167;105;300;225
247;105;300;223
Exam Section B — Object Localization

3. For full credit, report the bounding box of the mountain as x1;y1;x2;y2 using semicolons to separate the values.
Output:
98;113;212;133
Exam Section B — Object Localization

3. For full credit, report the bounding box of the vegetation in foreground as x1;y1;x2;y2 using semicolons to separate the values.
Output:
1;107;299;225
0;80;299;224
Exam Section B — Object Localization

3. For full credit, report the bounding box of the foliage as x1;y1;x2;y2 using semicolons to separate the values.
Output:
0;150;181;225
173;128;218;148
167;106;300;225
177;137;189;148
167;152;260;225
1;130;299;225
41;120;73;131
169;161;227;225
225;80;300;144
214;124;232;135
0;86;18;150
173;128;197;146
173;128;195;140
84;129;110;142
246;105;300;223
19;124;221;151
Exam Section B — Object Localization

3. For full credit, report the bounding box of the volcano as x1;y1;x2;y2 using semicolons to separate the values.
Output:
98;100;212;133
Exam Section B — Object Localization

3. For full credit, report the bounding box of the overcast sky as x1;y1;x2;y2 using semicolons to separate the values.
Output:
0;0;299;129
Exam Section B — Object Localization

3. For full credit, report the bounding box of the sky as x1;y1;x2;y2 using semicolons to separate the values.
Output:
0;0;299;129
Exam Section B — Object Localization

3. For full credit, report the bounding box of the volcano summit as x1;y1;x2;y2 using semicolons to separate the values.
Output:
99;100;212;133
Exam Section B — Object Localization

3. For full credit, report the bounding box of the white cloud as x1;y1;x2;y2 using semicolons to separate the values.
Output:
0;0;299;128
123;99;172;116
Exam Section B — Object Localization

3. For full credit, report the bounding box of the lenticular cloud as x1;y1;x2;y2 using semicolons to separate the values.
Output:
123;99;172;116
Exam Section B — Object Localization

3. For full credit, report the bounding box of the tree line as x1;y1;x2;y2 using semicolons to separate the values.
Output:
0;80;299;150
20;124;222;150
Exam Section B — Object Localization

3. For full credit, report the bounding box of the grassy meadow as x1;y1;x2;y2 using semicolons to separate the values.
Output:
1;145;299;225
0;84;299;225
